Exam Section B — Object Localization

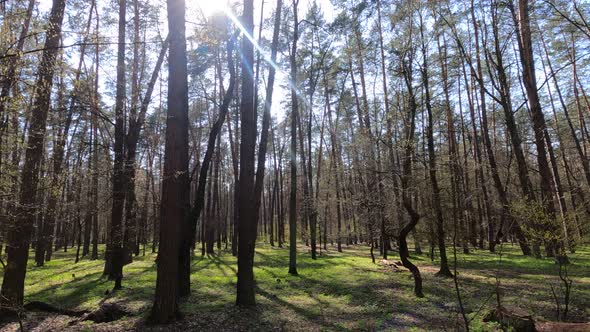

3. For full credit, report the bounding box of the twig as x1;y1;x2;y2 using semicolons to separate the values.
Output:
550;284;561;321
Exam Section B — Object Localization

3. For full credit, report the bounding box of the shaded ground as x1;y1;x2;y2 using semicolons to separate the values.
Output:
0;242;589;331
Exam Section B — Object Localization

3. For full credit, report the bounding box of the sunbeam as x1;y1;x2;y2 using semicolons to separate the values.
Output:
219;6;311;111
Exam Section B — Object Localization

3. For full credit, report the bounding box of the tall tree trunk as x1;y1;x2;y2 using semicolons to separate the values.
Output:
91;65;100;260
236;0;258;306
469;0;498;253
457;71;478;248
122;0;142;265
461;52;489;250
35;0;95;266
150;0;189;323
288;0;300;276
376;0;391;260
123;33;169;261
73;133;86;264
473;0;531;255
91;12;100;260
352;20;383;260
438;35;469;254
512;0;559;257
269;171;276;246
324;70;344;253
253;0;283;248
227;107;240;256
104;0;128;288
539;32;578;252
271;125;285;248
83;123;93;258
0;0;66;309
491;6;532;202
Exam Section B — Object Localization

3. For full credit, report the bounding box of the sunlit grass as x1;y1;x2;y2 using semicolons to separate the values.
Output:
1;242;589;330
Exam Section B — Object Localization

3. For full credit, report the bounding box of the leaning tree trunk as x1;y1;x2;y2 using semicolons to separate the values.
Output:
512;0;559;257
123;34;168;263
488;2;534;256
178;34;235;296
252;0;283;248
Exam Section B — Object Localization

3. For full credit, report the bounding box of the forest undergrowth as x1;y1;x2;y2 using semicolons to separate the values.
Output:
1;243;589;331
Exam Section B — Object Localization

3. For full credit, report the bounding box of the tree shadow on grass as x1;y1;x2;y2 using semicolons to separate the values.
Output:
256;286;348;331
255;249;360;271
26;271;108;309
135;299;272;331
191;256;216;271
209;254;237;276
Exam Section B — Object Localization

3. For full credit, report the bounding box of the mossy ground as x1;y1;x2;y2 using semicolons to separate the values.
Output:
1;242;589;331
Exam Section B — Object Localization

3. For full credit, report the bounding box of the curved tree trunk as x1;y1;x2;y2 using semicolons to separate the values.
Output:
399;55;423;298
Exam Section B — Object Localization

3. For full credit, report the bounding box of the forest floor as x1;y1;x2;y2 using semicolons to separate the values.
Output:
0;242;589;331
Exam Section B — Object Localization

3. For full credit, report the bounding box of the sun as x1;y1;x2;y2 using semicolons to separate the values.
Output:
194;0;228;17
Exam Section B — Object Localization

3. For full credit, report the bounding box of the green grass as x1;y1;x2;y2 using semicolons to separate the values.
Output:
1;242;589;331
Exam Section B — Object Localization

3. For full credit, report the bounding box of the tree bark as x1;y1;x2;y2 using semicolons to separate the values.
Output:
0;0;67;309
512;0;559;257
288;0;300;277
104;0;128;288
150;0;189;323
236;0;258;306
399;54;423;298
